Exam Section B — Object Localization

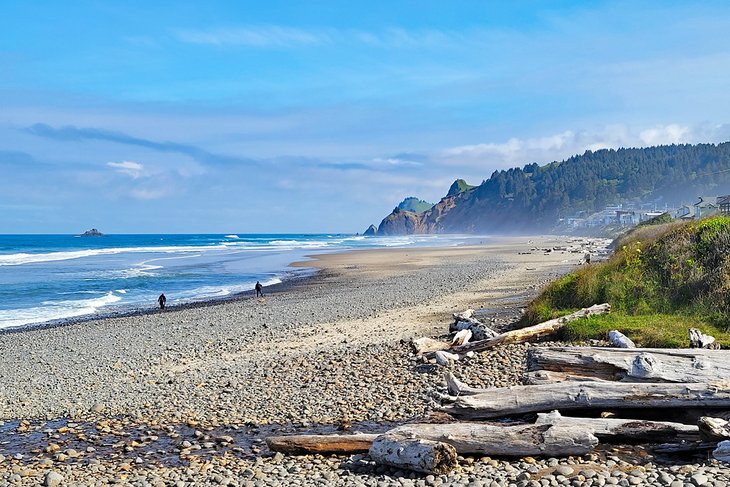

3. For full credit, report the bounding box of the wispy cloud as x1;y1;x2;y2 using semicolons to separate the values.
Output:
174;25;329;48
25;123;255;167
107;160;144;179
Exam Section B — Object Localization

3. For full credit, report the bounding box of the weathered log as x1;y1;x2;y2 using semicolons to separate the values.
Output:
698;417;730;441
689;328;719;349
384;422;597;457
434;351;460;366
535;411;699;442
714;440;730;463
266;433;378;454
452;303;611;354
451;329;472;346
523;370;608;385
527;347;730;383
444;372;487;396
369;435;457;474
608;330;636;348
441;381;730;419
412;337;450;355
451;310;498;341
653;441;718;454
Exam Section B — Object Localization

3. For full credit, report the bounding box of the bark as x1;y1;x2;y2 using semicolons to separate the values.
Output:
440;381;730;420
452;304;611;354
535;411;699;442
608;330;636;348
526;347;730;383
369;435;457;474
266;433;378;454
698;417;730;441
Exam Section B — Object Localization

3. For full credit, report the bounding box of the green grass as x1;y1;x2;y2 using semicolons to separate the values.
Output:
562;312;730;348
524;215;730;348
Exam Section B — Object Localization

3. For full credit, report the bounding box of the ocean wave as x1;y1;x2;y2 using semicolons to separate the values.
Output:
170;277;283;302
224;234;240;239
0;291;122;329
0;244;228;266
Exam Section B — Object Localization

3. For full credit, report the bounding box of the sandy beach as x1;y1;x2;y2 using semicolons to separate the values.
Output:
0;235;725;486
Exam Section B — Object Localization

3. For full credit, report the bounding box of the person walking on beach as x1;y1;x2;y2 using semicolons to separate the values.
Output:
255;281;263;297
158;293;166;309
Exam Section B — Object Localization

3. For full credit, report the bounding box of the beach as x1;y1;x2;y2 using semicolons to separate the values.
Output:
0;236;725;486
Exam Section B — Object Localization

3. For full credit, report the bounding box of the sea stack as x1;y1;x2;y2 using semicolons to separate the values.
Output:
79;228;104;237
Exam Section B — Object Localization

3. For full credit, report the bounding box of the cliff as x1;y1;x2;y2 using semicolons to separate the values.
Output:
377;207;426;236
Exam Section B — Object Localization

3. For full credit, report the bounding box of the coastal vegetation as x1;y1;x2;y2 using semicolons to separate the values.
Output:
523;215;730;347
397;196;434;214
376;142;730;234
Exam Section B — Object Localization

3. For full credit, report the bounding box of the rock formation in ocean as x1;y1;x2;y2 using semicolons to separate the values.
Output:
79;228;104;237
363;224;378;236
377;207;426;236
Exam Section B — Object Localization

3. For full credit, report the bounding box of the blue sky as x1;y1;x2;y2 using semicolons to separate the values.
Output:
2;1;730;233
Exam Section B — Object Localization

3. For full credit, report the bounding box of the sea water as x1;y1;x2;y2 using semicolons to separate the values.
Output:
0;233;484;329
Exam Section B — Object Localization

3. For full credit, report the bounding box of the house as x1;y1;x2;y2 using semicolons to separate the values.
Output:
717;195;730;214
694;196;719;219
675;205;693;220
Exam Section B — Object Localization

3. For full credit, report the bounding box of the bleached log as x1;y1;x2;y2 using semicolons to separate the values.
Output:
452;309;475;321
523;370;609;385
435;351;460;366
698;417;730;441
526;347;730;383
689;328;719;349
413;337;450;355
266;433;378;454
714;440;730;463
608;330;636;348
452;303;611;354
653;441;717;454
441;381;730;419
535;410;699;442
369;435;457;474
384;422;597;457
451;329;472;347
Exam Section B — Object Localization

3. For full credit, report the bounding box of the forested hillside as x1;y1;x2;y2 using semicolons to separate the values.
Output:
378;142;730;235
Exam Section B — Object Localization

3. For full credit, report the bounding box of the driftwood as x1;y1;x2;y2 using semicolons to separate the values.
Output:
653;441;718;454
441;381;730;419
698;417;730;441
412;337;450;355
527;347;730;383
451;329;472;346
369;435;457;474
689;328;719;349
383;422;597;457
452;303;611;354
451;310;498;341
535;411;699;442
523;370;608;385
608;330;636;348
266;433;378;454
714;440;730;463
434;351;460;366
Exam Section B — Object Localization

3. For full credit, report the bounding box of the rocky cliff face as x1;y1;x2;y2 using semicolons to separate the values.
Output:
377;207;427;236
363;224;378;236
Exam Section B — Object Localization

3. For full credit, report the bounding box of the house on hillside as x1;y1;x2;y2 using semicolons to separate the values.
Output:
675;205;693;220
694;196;719;219
717;195;730;214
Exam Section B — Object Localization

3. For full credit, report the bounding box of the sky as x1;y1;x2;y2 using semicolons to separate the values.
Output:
2;1;730;233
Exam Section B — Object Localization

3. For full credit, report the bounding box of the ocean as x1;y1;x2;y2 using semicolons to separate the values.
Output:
0;233;484;330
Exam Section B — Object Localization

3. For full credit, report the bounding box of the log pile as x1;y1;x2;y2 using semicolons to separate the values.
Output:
268;304;729;473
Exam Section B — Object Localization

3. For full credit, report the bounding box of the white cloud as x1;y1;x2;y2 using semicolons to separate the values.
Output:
439;124;710;169
107;160;144;179
174;26;327;48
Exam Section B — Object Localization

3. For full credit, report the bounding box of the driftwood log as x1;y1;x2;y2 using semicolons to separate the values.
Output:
266;433;378;454
526;347;730;383
451;310;498;341
698;417;730;441
535;411;699;442
524;370;609;385
451;329;472;346
369;435;457;474
441;381;730;419
689;328;719;349
608;330;636;348
452;303;611;354
412;337;450;355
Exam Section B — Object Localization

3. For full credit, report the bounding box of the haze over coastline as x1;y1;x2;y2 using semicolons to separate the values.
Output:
2;1;730;233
